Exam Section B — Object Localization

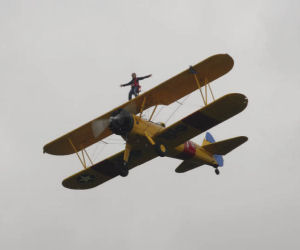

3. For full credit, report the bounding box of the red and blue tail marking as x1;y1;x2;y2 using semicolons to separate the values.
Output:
205;132;224;167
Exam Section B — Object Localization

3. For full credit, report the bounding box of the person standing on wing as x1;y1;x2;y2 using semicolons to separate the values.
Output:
120;73;152;100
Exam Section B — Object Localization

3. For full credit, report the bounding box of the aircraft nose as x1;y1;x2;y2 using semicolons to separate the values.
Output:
109;114;122;131
108;109;134;135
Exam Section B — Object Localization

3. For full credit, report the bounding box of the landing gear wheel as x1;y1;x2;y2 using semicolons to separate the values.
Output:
215;168;220;175
155;144;167;157
120;161;129;177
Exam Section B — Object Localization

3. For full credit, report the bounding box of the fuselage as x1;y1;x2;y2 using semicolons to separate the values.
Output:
125;114;218;167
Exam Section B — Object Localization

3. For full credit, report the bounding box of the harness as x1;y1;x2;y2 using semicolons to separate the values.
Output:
132;78;141;92
132;78;140;87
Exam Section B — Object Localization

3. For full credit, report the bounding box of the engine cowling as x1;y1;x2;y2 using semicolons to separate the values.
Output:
108;109;134;135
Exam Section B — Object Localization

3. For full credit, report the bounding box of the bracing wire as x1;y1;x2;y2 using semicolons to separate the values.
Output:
164;94;191;124
152;105;165;120
90;94;192;162
91;141;106;160
91;137;125;162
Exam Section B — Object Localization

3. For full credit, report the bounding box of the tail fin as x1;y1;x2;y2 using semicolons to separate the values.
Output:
202;132;248;167
202;132;224;166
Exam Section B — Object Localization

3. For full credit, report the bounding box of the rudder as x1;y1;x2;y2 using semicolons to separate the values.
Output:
202;132;224;167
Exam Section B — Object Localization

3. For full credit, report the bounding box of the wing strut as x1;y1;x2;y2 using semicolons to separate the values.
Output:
208;81;215;101
148;105;158;122
139;97;147;117
67;138;94;169
189;66;215;106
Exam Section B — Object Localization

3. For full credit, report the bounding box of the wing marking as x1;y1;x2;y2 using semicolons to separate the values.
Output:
62;147;158;189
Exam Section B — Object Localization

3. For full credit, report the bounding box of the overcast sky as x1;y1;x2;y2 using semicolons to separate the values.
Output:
1;0;300;249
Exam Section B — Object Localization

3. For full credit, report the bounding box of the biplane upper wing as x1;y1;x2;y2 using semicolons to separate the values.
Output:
43;54;233;155
133;53;234;107
43;101;138;155
155;93;248;149
62;146;157;190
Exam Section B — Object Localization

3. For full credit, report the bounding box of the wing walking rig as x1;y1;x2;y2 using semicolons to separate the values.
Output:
43;54;248;190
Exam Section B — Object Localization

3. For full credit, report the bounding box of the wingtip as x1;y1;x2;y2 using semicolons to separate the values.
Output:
62;179;73;189
241;136;249;143
43;145;47;154
62;178;81;190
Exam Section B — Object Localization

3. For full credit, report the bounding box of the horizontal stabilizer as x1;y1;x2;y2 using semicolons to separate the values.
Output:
202;136;248;155
175;160;204;173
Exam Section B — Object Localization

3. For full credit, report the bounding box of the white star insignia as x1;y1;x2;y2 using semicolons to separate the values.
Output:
78;174;95;183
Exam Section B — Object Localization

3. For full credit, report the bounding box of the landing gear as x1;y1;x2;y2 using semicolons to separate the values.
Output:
120;143;131;177
215;168;220;175
120;161;129;177
155;143;167;157
144;132;167;157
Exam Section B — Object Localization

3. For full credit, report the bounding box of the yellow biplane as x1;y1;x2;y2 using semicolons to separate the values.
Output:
43;54;248;190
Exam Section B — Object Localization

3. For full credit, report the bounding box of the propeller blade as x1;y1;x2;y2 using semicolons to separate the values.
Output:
92;102;136;138
91;118;109;138
124;102;137;114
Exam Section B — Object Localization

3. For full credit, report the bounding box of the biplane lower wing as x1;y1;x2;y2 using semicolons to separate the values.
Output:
62;93;247;190
155;93;248;149
62;151;124;189
44;54;233;156
62;147;157;190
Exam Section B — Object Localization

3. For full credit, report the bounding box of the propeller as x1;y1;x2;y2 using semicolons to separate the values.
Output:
91;101;139;177
91;103;135;138
91;118;110;138
123;102;137;114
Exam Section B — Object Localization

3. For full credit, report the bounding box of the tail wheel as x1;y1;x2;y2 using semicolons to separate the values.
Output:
215;168;220;175
155;144;167;157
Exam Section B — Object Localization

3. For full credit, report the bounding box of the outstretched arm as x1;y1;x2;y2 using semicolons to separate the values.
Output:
120;79;133;87
137;74;152;80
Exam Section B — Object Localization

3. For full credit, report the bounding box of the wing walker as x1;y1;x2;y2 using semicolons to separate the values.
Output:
43;54;248;190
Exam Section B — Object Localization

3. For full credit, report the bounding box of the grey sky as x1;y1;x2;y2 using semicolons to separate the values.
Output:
1;0;300;249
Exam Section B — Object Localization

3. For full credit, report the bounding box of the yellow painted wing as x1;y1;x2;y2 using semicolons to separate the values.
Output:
43;102;138;155
62;147;157;190
133;53;234;107
44;54;233;155
155;93;248;148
